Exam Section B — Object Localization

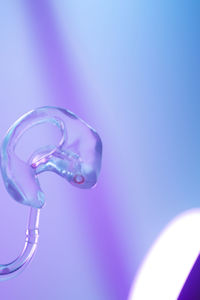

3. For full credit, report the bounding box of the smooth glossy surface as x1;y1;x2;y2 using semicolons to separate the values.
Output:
0;208;40;281
0;106;102;281
1;106;102;208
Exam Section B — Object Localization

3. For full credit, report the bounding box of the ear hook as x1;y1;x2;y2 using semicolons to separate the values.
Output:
0;106;102;280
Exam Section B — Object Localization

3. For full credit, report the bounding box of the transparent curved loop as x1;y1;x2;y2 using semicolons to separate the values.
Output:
0;106;102;281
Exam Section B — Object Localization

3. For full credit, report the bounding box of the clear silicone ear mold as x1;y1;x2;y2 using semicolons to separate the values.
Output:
0;106;102;280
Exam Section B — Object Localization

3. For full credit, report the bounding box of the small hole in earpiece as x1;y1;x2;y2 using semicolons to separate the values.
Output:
73;174;85;184
31;156;48;168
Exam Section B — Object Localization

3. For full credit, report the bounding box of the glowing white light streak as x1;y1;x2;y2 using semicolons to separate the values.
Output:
129;209;200;300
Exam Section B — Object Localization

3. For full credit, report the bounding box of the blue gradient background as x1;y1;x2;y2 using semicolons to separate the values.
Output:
0;1;199;299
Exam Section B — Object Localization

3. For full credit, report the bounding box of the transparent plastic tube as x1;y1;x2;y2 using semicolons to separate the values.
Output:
0;208;40;281
0;106;102;281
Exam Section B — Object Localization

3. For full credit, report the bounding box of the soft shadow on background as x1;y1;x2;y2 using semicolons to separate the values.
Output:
0;1;199;299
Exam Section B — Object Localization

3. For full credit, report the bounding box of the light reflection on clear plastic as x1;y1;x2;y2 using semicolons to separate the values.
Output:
0;106;102;280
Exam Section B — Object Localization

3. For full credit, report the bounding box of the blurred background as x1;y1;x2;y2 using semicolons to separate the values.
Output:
0;1;199;299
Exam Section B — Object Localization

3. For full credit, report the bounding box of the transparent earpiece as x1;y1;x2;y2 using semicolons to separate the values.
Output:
0;106;102;280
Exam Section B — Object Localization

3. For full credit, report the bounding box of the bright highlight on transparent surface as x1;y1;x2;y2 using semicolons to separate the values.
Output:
0;106;102;281
129;209;200;300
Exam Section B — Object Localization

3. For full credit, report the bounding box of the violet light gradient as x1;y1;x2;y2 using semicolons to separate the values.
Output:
0;0;199;299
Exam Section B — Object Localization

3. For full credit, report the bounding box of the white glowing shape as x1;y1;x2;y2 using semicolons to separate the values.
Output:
129;209;200;300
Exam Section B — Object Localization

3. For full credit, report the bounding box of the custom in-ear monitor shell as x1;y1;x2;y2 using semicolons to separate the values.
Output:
0;106;102;280
1;106;102;208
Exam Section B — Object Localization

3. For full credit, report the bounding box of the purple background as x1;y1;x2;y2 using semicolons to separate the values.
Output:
0;1;199;299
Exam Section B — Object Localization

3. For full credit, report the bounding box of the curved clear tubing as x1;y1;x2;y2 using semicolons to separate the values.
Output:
0;106;102;281
0;208;40;281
